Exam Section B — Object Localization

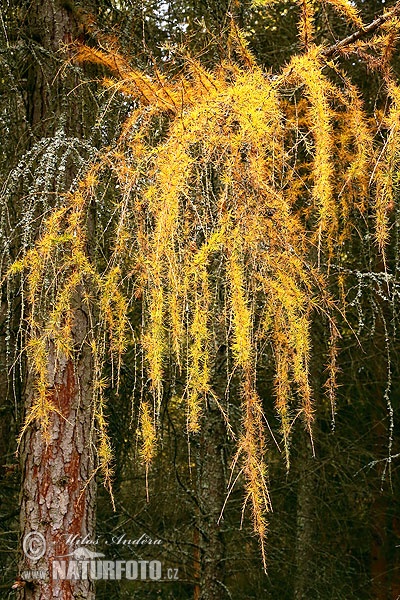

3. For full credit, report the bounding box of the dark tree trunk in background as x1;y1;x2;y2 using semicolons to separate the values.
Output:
294;434;316;600
19;306;95;600
369;305;400;600
17;1;96;598
197;401;228;600
196;285;229;600
25;0;84;141
370;377;392;600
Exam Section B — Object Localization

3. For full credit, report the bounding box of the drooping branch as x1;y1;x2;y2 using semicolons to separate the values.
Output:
323;0;400;58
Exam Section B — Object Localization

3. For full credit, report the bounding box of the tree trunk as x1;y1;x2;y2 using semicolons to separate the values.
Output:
294;434;316;600
197;289;229;600
25;0;84;141
197;400;228;600
16;1;97;597
19;306;95;600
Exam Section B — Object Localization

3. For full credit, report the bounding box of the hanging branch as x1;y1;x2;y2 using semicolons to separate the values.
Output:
323;0;400;58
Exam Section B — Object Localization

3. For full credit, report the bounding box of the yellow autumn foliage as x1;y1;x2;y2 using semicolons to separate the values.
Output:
8;6;400;567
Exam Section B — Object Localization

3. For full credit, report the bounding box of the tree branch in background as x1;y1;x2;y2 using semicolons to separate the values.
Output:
323;0;400;58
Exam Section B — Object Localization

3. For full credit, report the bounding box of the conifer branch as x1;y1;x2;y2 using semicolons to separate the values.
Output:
323;0;400;58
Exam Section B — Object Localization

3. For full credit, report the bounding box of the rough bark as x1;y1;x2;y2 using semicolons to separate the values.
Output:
19;305;95;600
16;1;97;598
24;0;84;141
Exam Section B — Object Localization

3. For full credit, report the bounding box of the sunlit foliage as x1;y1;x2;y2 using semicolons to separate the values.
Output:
4;0;400;567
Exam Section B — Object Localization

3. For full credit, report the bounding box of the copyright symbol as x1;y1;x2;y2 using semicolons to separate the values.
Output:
23;532;46;561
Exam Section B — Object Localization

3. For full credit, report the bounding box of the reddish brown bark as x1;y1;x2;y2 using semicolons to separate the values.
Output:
16;2;98;597
19;308;95;599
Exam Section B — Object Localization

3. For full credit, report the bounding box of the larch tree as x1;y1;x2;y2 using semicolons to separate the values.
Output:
1;1;103;598
2;0;400;599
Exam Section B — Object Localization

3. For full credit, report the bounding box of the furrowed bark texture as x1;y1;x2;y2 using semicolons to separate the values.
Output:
25;0;84;140
17;1;97;597
19;307;95;600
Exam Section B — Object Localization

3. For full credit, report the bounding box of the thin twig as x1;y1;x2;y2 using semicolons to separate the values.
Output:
323;1;400;58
